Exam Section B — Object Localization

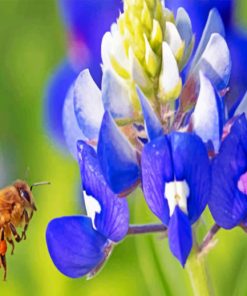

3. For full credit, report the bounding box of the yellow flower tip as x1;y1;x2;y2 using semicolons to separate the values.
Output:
150;19;163;52
144;34;160;77
110;55;130;79
158;78;182;103
141;1;153;31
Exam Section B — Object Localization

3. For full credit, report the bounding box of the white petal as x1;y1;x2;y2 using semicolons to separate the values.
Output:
101;69;133;118
190;8;225;71
129;48;151;91
83;191;101;230
165;180;190;216
158;42;182;101
165;21;184;58
101;31;113;69
192;33;231;92
176;7;193;49
74;69;104;140
192;72;221;152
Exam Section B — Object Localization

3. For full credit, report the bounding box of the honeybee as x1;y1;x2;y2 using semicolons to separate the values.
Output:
0;180;49;280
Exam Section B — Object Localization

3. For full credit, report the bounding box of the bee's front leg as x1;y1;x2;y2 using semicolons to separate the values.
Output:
21;210;29;240
9;223;22;243
0;229;7;281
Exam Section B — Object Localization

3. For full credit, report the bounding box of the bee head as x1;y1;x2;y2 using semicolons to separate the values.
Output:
14;180;37;211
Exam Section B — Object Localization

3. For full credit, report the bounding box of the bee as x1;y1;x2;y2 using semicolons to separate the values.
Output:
0;179;49;280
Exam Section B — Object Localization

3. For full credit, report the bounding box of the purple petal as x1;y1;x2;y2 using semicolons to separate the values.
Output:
169;132;210;224
77;141;129;242
209;115;247;229
168;206;192;266
46;216;107;278
137;87;163;141
141;136;173;225
97;111;140;194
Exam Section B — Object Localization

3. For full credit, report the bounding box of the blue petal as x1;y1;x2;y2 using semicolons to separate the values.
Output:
137;87;163;141
142;133;210;225
77;141;129;242
97;111;140;194
168;206;192;267
231;91;247;118
168;132;210;224
74;69;104;140
234;92;247;117
63;86;86;159
227;28;247;106
46;216;107;278
59;0;122;44
102;69;133;118
44;59;81;148
59;0;122;84
209;115;247;229
192;72;224;152
141;136;173;226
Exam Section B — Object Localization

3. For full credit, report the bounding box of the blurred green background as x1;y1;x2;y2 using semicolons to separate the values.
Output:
0;0;247;295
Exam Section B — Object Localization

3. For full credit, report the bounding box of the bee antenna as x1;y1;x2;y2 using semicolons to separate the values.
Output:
24;167;30;180
30;181;51;191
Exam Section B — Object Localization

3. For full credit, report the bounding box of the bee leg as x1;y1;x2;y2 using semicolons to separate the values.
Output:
7;238;14;255
0;229;7;281
9;223;22;243
21;210;29;240
0;255;7;281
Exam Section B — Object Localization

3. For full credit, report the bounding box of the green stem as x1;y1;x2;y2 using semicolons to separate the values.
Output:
186;247;213;296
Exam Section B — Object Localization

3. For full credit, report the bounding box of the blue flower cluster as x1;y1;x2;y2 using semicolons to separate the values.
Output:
45;0;247;150
45;0;247;279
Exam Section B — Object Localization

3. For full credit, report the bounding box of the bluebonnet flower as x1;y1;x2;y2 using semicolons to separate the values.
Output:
141;131;210;265
208;111;247;229
185;16;247;231
46;141;129;278
48;0;236;269
137;88;211;265
45;0;122;148
166;0;247;106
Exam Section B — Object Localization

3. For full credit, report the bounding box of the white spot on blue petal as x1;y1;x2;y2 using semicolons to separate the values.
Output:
83;192;101;229
164;180;190;216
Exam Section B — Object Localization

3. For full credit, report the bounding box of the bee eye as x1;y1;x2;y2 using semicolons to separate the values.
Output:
20;190;31;203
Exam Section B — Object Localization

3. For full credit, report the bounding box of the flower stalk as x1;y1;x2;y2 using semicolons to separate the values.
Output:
198;223;220;254
127;223;167;235
186;247;213;296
